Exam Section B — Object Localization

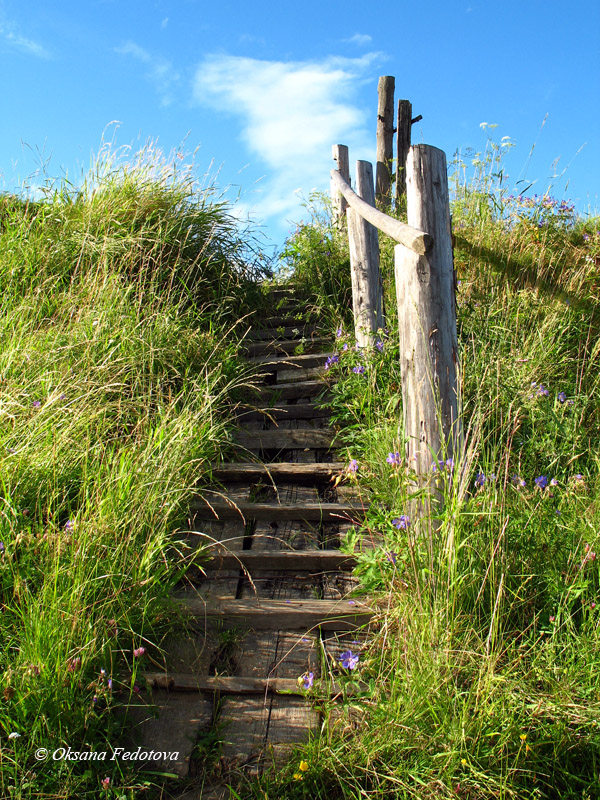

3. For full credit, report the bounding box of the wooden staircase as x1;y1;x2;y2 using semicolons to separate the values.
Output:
127;286;372;795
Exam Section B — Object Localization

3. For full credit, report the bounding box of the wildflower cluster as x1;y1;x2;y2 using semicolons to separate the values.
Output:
502;193;576;229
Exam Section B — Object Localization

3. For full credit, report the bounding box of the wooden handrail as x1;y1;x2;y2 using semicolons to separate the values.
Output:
330;169;433;255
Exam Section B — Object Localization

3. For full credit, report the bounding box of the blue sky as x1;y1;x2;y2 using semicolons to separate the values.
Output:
1;0;598;250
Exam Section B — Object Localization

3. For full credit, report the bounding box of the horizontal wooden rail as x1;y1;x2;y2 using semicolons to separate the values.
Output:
330;169;433;255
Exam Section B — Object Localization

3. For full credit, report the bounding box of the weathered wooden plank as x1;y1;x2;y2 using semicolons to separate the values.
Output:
263;697;320;764
244;337;330;356
395;99;412;203
248;352;333;369
190;500;365;523
210;461;345;484
348;160;384;347
256;379;327;401
236;403;330;422
330;170;433;254
218;696;270;765
376;75;395;208
271;366;324;383
203;550;357;571
178;596;373;630
234;427;337;451
144;673;314;695
396;144;461;483
123;692;214;778
331;143;351;225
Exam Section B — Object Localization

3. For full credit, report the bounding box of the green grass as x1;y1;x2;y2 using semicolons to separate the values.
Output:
244;150;600;799
0;147;269;798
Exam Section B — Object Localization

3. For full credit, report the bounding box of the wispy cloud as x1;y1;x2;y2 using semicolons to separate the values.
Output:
192;53;380;229
0;20;50;58
115;41;179;106
344;33;373;46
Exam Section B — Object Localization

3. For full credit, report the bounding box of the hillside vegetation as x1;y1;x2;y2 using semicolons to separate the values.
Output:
1;138;599;799
0;148;269;798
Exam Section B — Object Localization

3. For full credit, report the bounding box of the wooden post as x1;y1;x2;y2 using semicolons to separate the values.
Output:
348;160;383;347
395;144;460;489
375;76;395;209
395;100;412;205
331;144;350;227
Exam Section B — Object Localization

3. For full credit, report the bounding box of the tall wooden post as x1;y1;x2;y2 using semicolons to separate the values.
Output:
395;100;412;205
348;160;383;347
331;144;350;227
395;144;460;488
375;76;395;209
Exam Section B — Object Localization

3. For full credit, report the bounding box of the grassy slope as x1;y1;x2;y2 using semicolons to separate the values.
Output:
0;154;269;799
250;189;600;798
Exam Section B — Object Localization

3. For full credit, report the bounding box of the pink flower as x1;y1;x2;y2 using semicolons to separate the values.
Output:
133;647;146;658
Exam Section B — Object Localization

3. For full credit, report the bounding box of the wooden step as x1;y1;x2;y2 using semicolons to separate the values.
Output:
249;352;333;369
236;402;330;421
244;338;330;357
143;672;365;696
190;500;364;522
256;380;328;401
211;461;345;483
203;549;358;571
274;366;325;383
246;325;318;341
178;595;373;630
235;427;337;450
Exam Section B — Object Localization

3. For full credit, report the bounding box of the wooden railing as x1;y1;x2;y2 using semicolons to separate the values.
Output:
330;78;461;498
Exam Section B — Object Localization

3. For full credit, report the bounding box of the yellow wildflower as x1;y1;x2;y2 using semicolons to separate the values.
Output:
299;760;309;771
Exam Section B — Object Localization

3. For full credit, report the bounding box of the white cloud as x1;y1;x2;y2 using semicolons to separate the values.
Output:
344;33;373;46
192;53;379;231
0;22;50;58
116;41;179;106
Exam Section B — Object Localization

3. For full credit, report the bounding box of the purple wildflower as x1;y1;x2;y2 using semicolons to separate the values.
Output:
352;365;366;375
336;328;343;338
347;459;358;473
445;458;454;472
339;650;359;670
536;385;549;397
342;343;349;352
32;400;41;409
392;515;410;530
302;672;314;690
474;473;486;488
386;452;401;465
386;551;398;564
557;392;567;403
550;478;558;487
324;355;339;370
64;519;75;533
535;476;548;489
0;542;4;554
375;340;384;352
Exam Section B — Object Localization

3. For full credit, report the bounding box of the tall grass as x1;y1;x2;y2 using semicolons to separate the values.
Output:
0;147;269;798
250;147;600;798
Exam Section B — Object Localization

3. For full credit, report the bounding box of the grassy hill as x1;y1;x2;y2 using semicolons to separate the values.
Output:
1;142;599;799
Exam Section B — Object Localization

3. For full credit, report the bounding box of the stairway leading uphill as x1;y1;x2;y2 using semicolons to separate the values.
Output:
127;285;373;795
